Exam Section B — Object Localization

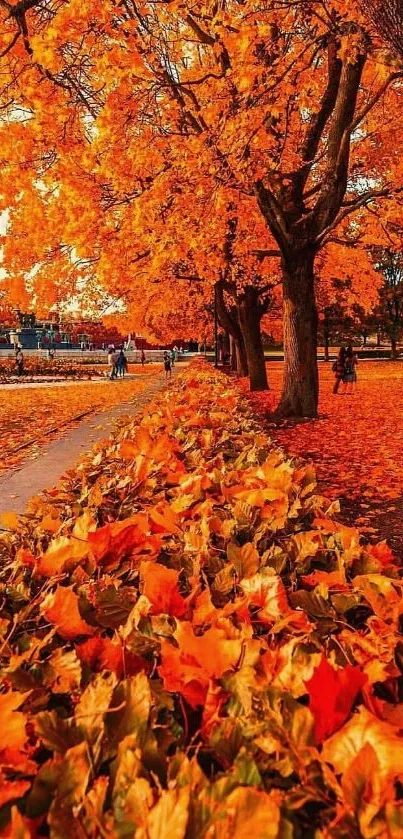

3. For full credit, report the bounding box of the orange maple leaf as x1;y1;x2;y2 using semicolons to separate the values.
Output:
159;621;259;707
0;692;30;753
40;586;95;640
140;561;187;618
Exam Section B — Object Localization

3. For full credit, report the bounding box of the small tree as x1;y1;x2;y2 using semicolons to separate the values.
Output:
373;248;403;357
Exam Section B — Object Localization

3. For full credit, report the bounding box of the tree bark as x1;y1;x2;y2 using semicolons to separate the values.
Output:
235;336;248;376
277;254;319;417
324;312;330;362
236;288;269;391
215;281;249;376
229;335;236;371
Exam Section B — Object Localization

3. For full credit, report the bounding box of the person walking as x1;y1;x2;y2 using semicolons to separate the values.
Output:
116;348;127;377
332;346;346;394
164;351;172;379
108;346;117;379
342;344;358;394
15;346;24;377
141;349;146;366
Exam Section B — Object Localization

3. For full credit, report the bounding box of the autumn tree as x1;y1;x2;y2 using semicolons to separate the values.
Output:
371;248;403;357
0;1;402;413
361;0;403;59
315;241;382;356
160;194;277;389
90;0;403;415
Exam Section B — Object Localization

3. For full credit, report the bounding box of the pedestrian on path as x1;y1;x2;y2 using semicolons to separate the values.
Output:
116;348;128;377
15;346;24;377
141;349;146;366
341;344;358;394
108;347;117;379
332;346;346;394
164;351;172;379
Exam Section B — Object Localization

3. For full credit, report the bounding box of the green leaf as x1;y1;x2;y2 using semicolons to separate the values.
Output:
95;587;134;629
106;673;151;752
35;710;81;754
75;672;117;756
112;734;150;838
289;589;336;619
227;542;260;579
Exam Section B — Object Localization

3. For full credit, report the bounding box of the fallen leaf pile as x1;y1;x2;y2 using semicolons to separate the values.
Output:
0;378;147;475
0;361;402;837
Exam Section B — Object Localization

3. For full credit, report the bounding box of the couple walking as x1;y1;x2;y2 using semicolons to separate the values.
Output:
332;344;358;394
108;347;128;379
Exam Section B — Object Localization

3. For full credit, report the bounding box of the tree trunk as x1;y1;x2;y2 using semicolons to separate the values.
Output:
391;336;398;358
235;335;248;376
277;254;319;417
324;326;330;361
215;281;249;377
237;288;268;391
229;335;237;371
323;309;330;361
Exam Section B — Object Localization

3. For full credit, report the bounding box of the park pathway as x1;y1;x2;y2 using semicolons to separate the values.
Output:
0;372;169;514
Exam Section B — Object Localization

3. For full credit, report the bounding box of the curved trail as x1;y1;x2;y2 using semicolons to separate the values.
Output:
0;372;169;515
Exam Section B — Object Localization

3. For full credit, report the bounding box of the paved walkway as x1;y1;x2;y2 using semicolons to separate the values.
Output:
0;373;168;514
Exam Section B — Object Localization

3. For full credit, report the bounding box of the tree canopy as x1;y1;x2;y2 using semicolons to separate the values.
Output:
0;0;403;410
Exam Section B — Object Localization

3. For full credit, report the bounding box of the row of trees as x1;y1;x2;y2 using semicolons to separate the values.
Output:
214;246;403;366
0;1;402;414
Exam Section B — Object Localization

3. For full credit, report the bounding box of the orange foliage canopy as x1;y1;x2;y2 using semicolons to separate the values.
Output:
0;0;401;363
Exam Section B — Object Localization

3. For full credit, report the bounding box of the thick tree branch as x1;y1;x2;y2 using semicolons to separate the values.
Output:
293;38;342;198
311;44;367;235
316;186;403;245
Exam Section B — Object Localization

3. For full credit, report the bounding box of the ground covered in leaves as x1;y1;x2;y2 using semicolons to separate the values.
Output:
0;362;402;837
245;361;403;549
0;378;147;475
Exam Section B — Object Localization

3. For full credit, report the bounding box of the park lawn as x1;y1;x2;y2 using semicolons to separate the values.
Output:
245;361;403;536
0;377;148;475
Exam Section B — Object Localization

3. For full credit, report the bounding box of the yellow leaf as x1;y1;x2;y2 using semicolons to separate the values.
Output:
0;691;31;752
144;787;190;839
0;511;20;530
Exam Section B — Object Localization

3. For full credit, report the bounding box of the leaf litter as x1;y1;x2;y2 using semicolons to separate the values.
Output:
0;362;402;836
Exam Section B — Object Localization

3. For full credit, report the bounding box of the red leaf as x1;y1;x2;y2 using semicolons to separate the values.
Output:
88;516;161;568
305;656;367;743
366;540;395;567
76;636;145;678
